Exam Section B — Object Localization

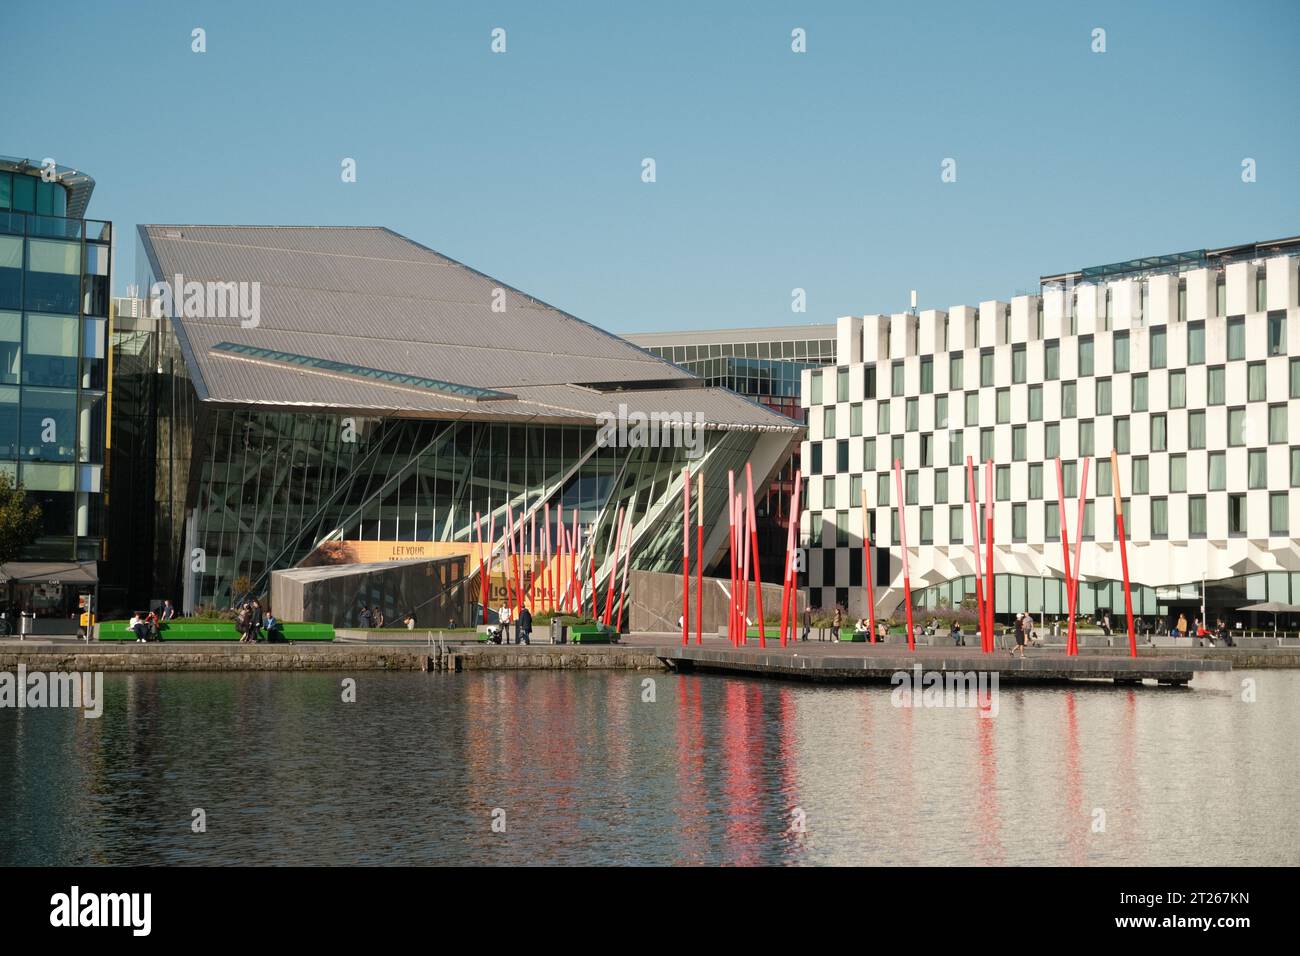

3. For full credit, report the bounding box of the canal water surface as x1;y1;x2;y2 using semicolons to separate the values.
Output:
1;670;1296;865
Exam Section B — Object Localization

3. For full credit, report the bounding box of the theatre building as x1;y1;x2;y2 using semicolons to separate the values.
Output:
801;236;1300;630
108;225;800;621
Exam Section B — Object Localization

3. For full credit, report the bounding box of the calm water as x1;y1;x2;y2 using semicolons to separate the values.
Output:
0;669;1296;866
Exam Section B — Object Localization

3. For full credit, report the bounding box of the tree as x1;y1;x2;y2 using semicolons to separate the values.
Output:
0;472;42;566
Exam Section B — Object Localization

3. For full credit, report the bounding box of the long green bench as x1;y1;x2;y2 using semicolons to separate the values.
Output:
97;620;335;642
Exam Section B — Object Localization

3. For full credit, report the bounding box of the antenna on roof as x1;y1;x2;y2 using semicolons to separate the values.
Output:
909;289;918;315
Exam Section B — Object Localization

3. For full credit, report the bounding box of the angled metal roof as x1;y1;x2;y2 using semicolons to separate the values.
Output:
137;225;801;432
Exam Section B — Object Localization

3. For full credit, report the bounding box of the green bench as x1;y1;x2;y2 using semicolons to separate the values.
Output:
97;620;335;642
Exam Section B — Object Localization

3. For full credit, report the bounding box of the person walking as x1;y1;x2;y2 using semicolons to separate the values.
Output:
830;607;843;642
516;605;532;645
801;605;812;642
498;604;512;643
359;605;372;629
1010;611;1028;657
1176;612;1188;638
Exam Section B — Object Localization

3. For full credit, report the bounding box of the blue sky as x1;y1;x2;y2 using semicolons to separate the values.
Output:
5;0;1298;333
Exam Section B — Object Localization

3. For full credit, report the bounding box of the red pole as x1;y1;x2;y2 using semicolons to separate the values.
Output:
682;467;691;646
782;470;802;646
738;491;749;645
787;469;803;645
984;460;994;652
745;462;765;648
966;456;986;653
570;511;580;613
615;511;632;633
695;473;704;645
1109;449;1138;657
727;471;738;646
588;542;596;621
1055;457;1074;656
475;512;488;625
860;481;875;643
555;503;564;612
529;513;536;612
542;508;552;613
515;509;524;621
893;459;914;651
604;506;624;626
1068;458;1091;656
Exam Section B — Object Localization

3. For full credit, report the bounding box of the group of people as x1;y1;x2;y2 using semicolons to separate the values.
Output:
357;605;420;630
491;604;532;644
235;599;284;643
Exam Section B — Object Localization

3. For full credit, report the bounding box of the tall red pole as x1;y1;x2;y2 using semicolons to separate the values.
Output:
745;462;765;648
786;469;803;644
861;482;876;643
529;513;536;612
738;491;750;645
504;505;517;622
1067;458;1091;656
965;456;986;653
984;460;994;652
570;511;580;613
893;458;914;651
588;534;596;621
616;512;631;632
485;513;497;623
603;506;624;627
781;470;801;646
475;512;488;625
515;508;524;620
681;467;691;646
1110;450;1138;657
542;507;552;613
727;471;738;646
695;474;704;645
1055;457;1074;655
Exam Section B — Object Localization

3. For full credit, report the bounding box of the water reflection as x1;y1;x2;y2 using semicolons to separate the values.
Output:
0;670;1296;866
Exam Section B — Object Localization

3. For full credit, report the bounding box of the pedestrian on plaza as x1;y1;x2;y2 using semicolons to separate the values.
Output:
831;607;843;641
516;605;532;645
1011;611;1028;657
951;621;964;647
499;604;512;643
161;599;176;622
1176;612;1188;637
372;606;385;629
404;611;416;630
359;605;372;629
801;605;812;642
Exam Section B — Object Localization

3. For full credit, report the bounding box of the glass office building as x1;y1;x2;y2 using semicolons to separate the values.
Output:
0;157;110;631
115;225;800;614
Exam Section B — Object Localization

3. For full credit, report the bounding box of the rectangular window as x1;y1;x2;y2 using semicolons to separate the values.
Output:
850;474;862;509
1113;331;1130;372
1079;419;1094;456
1248;362;1266;402
1228;317;1246;361
1271;492;1289;536
1097;456;1111;497
811;443;823;474
949;505;964;544
1012;344;1026;384
1013;425;1027;461
1132;373;1148;411
1293;447;1300;488
980;428;993;462
823;406;836;439
996;464;1010;500
1132;456;1149;495
1150;327;1167;368
892;360;905;396
920;357;933;394
850;403;863;436
892;436;904;467
920;433;933;467
996;388;1010;423
1248;448;1268;489
1045;422;1060;458
1169;369;1186;409
1062;381;1076;418
1263;314;1284;358
1170;453;1187;493
877;402;890;433
824;476;836;507
877;473;890;507
1189;495;1207;538
980;348;994;387
1216;276;1226;317
965;391;979;427
935;394;948;429
1151;413;1167;451
1152;497;1168;538
1188;410;1206;449
864;437;876;471
1228;494;1247;536
1045;502;1060;540
906;471;919;505
1270;403;1288;444
1012;503;1027;542
1115;415;1130;453
1096;377;1111;415
934;469;948;504
949;353;963;390
864;365;876;399
1188;321;1205;364
1228;407;1245;446
906;397;919;431
949;430;963;466
1209;451;1227;490
1291;358;1300;399
837;511;850;547
1208;365;1226;405
1079;335;1094;376
1045;340;1060;379
1029;462;1043;499
837;368;849;402
1028;384;1043;421
920;508;933;545
810;371;823;404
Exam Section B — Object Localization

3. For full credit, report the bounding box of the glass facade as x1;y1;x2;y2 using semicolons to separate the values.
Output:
0;162;110;561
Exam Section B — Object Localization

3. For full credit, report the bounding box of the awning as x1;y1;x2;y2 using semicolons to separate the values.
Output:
0;561;99;585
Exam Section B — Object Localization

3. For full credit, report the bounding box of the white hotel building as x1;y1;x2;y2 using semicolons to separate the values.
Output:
800;236;1300;627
